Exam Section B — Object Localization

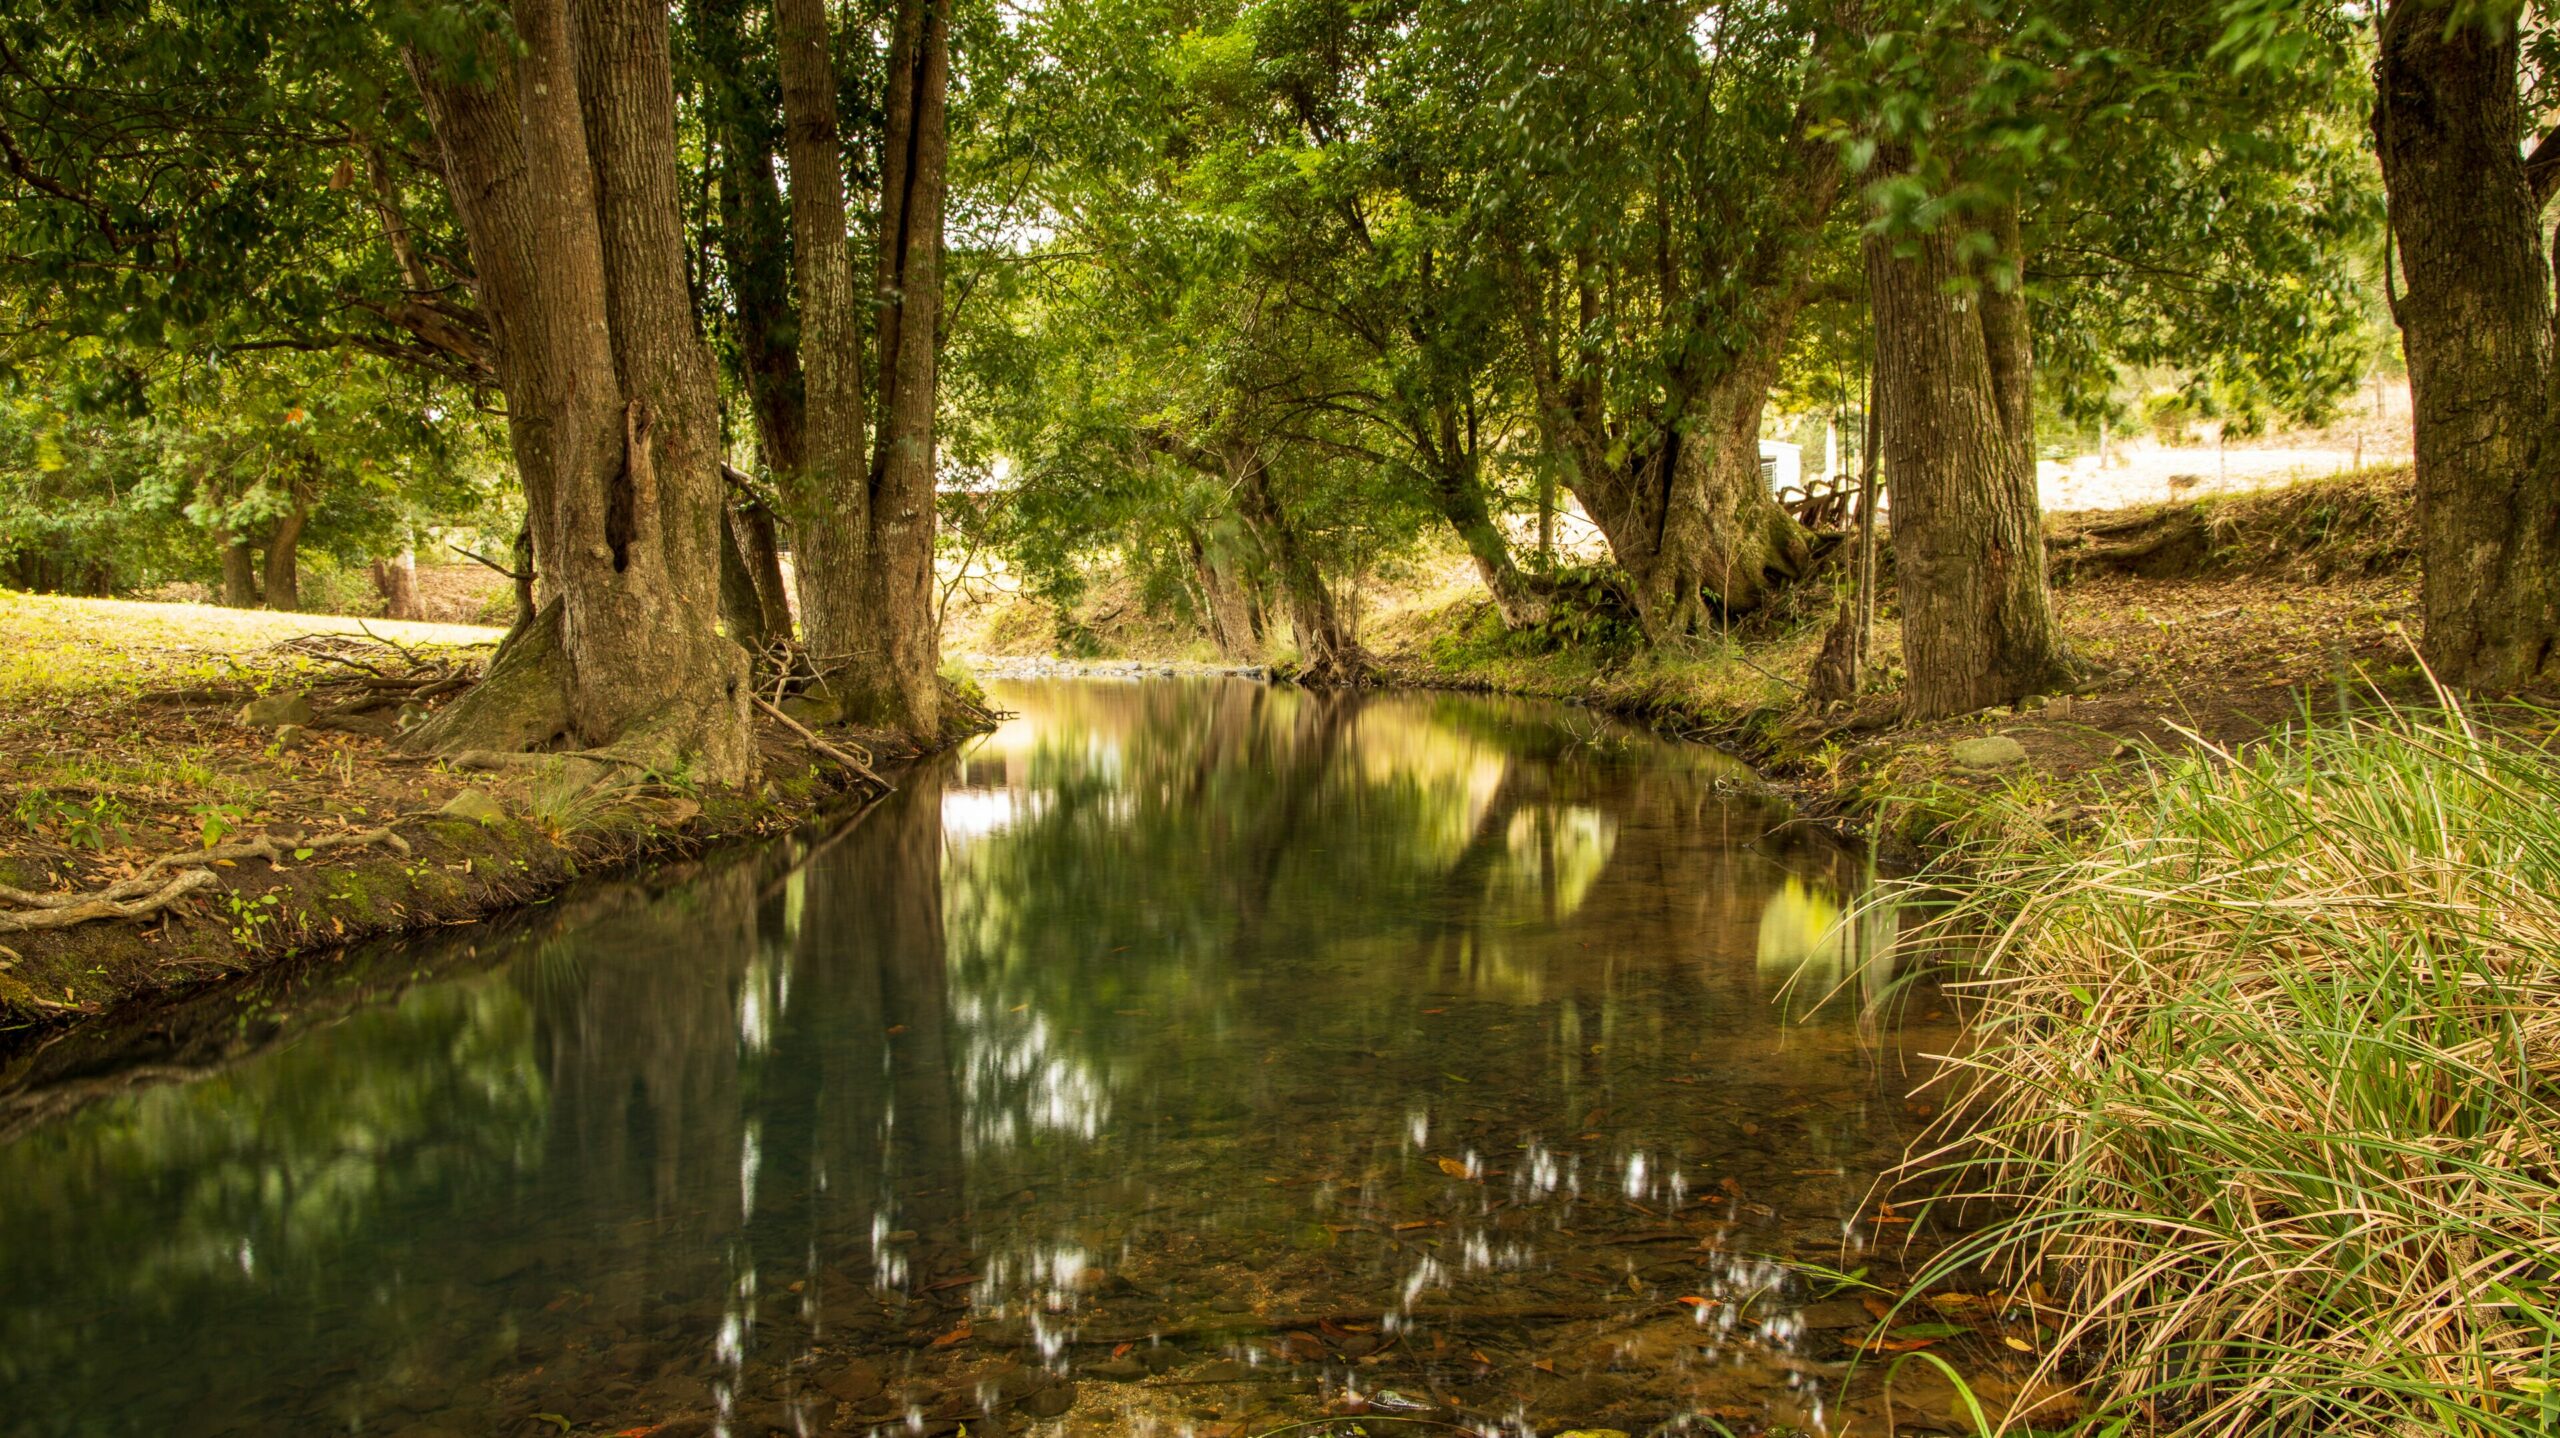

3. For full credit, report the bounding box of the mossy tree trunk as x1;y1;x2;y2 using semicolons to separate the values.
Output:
404;0;749;780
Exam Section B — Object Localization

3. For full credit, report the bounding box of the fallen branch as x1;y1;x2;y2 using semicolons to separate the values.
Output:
0;826;414;933
754;694;888;788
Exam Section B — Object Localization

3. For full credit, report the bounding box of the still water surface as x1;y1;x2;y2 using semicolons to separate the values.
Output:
0;680;1963;1437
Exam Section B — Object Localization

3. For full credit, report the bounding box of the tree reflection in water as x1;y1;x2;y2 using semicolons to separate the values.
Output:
0;679;1990;1438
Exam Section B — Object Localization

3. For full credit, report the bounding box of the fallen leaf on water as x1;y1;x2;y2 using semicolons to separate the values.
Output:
1435;1157;1473;1178
532;1417;570;1435
1393;1220;1441;1232
1889;1322;1972;1341
2004;1336;2036;1352
1113;1342;1134;1359
930;1323;973;1347
1861;1335;1941;1353
1421;1007;1447;1015
1862;1294;1896;1322
885;1024;907;1035
1533;1359;1557;1375
1676;1296;1718;1308
613;1427;663;1437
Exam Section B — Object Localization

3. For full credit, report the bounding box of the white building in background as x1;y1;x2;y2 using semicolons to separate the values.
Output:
1757;439;1801;495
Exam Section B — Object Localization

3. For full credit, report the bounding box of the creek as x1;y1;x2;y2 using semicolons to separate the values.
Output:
0;679;1981;1437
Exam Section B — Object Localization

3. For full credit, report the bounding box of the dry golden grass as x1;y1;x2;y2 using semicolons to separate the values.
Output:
1899;690;2560;1435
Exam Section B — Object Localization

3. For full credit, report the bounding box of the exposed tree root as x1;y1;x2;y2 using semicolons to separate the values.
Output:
0;826;413;933
754;694;887;787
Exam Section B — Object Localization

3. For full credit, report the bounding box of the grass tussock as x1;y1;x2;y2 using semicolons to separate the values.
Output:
1906;692;2560;1436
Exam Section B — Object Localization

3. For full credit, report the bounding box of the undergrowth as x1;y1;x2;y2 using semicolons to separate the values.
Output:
1898;689;2560;1436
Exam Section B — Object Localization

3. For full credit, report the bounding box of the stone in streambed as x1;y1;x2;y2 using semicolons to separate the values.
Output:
1950;735;2029;771
1088;1358;1147;1382
1016;1380;1078;1418
439;788;508;824
238;693;315;728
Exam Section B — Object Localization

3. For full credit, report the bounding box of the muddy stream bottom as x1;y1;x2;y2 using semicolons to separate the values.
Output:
0;680;2063;1437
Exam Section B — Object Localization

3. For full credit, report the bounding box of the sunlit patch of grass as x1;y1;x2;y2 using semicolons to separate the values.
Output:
0;589;501;701
1901;690;2560;1436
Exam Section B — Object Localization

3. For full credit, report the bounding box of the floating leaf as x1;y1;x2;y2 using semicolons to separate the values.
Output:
1890;1322;1972;1340
2003;1335;2036;1353
930;1323;973;1347
1435;1157;1472;1178
531;1416;570;1435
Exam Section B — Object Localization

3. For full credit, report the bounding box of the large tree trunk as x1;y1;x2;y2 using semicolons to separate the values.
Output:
1233;449;1362;684
855;0;953;735
774;0;873;680
1528;318;1810;642
262;499;306;612
214;526;259;609
402;0;750;780
2375;0;2560;690
372;547;425;620
1866;203;2077;721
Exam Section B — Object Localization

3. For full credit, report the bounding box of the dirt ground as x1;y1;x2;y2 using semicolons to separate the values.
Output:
0;595;893;1036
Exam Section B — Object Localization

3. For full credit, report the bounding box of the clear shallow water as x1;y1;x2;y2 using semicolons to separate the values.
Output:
0;679;1974;1438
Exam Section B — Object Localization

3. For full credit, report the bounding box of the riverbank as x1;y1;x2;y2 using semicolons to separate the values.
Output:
0;594;952;1042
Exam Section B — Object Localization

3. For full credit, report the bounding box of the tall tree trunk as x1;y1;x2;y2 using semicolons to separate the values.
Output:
856;0;954;735
2375;0;2560;690
1233;449;1361;684
774;0;873;679
402;0;749;780
262;501;306;612
214;526;259;609
372;547;425;620
1865;202;2076;721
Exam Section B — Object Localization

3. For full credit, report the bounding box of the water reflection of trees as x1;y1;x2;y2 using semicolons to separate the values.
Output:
0;677;1903;1437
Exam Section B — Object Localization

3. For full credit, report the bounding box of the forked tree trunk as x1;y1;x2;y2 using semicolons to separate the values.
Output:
771;0;948;737
262;500;306;612
2375;0;2560;690
1529;322;1811;642
857;0;953;735
1865;203;2076;721
403;0;749;780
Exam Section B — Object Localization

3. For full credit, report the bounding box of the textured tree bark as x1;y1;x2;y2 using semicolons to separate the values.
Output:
262;498;306;612
372;547;425;621
214;527;259;609
1865;203;2076;721
2375;0;2560;690
1526;314;1810;642
402;0;750;780
773;0;874;678
855;0;954;735
1233;449;1362;684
